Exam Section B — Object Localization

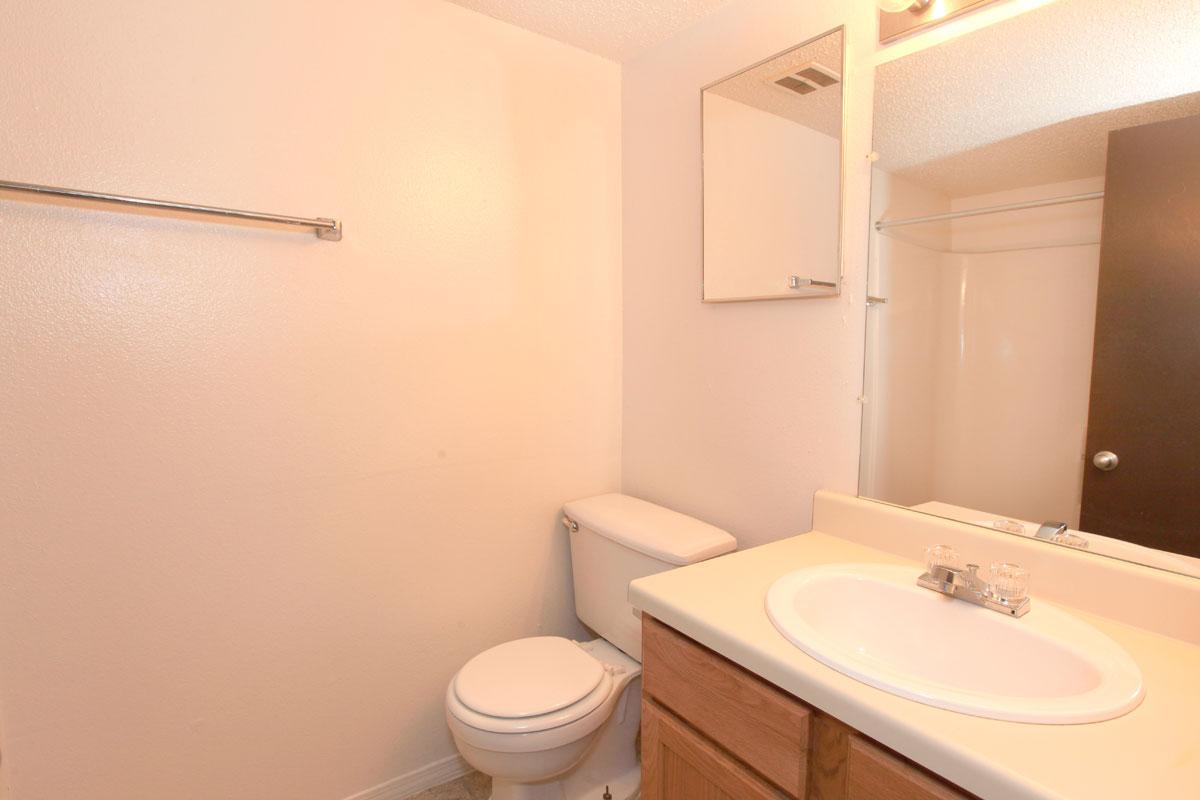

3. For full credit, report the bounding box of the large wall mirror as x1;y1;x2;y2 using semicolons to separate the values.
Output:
860;0;1200;578
702;28;844;302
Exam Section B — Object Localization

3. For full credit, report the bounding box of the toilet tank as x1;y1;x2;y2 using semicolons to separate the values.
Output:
562;493;736;661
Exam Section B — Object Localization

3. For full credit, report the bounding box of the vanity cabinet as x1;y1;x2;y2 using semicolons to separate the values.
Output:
641;616;977;800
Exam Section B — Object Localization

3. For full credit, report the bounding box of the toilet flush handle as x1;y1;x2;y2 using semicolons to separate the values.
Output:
561;516;579;532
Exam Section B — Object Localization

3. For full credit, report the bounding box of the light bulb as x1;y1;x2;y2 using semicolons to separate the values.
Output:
878;0;916;11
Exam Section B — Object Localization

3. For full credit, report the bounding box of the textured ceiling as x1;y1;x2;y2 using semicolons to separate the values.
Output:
444;0;735;61
706;30;843;140
875;0;1200;196
895;92;1200;197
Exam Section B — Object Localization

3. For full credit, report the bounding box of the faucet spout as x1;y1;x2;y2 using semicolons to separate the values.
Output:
1035;521;1069;541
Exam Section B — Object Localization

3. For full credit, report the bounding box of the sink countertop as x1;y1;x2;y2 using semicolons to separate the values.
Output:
629;531;1200;800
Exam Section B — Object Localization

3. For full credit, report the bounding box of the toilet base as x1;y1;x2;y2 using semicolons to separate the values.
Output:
489;670;642;800
490;764;639;800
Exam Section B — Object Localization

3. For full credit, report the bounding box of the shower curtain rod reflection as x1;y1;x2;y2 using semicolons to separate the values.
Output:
875;190;1104;231
0;178;342;241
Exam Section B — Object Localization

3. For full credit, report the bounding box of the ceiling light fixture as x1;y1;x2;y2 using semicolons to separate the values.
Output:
878;0;932;12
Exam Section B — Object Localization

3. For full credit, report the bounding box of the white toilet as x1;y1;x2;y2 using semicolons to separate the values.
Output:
445;493;736;800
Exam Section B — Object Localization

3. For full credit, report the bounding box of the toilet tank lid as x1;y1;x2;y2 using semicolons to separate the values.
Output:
563;493;736;565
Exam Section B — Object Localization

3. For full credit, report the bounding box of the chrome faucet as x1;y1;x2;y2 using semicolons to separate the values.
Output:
917;546;1030;617
1035;521;1068;541
1034;521;1089;549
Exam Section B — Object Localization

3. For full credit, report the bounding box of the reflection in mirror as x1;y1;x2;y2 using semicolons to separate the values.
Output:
860;0;1200;577
702;28;843;302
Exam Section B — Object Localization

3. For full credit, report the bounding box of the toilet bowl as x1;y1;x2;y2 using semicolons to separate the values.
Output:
445;493;737;800
446;637;642;800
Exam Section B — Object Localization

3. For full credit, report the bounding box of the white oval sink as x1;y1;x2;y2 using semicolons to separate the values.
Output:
766;563;1144;723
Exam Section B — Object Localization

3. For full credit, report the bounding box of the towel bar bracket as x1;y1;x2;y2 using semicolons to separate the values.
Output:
314;218;342;241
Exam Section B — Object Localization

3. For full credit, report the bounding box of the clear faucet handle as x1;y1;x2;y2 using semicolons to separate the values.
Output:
992;518;1025;535
925;544;962;573
1052;530;1089;550
989;562;1029;605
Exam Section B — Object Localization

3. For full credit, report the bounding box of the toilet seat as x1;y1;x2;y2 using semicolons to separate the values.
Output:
448;636;616;734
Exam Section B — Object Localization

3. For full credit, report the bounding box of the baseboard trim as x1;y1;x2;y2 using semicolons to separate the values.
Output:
342;754;472;800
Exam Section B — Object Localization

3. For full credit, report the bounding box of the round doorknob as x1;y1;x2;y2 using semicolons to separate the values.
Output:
1092;451;1119;471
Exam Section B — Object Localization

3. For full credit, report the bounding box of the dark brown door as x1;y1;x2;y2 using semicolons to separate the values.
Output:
1080;113;1200;557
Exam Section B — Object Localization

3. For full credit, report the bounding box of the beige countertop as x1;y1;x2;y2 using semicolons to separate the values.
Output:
629;530;1200;800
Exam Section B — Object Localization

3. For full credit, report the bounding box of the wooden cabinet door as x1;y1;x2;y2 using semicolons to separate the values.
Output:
846;736;975;800
642;616;810;794
641;699;790;800
640;617;979;800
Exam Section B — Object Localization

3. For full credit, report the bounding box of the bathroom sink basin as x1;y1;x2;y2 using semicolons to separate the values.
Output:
765;563;1144;723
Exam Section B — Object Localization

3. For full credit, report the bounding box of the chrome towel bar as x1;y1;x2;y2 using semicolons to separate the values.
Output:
0;178;341;241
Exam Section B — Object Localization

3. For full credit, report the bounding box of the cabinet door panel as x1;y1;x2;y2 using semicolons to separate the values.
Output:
642;699;789;800
642;615;810;794
847;736;975;800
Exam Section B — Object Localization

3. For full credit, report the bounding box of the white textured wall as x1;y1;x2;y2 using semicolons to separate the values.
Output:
621;0;877;548
0;1;621;798
702;93;841;300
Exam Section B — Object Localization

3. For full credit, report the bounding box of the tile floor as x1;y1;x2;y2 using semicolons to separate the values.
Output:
406;770;491;800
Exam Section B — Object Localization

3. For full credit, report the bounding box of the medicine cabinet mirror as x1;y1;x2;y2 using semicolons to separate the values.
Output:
860;0;1200;578
701;27;844;302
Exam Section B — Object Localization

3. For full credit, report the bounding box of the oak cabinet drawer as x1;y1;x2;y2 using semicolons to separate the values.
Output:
642;615;811;795
847;736;975;800
642;699;789;800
